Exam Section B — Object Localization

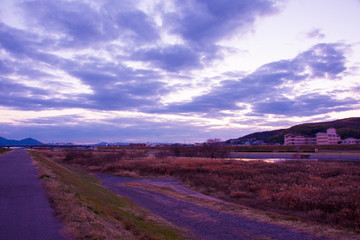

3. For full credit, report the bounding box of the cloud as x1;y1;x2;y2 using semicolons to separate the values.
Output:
130;0;281;72
306;29;325;39
133;45;202;72
66;60;169;110
0;23;41;57
1;21;351;117
252;94;357;116
0;23;28;55
0;113;234;143
0;59;14;74
1;68;167;111
296;43;347;79
120;0;282;72
0;23;64;65
0;22;168;111
114;9;159;43
20;0;159;48
0;78;57;110
0;0;359;143
166;0;279;45
156;43;352;116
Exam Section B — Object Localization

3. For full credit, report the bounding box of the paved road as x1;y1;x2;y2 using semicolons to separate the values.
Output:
98;173;328;240
0;150;65;240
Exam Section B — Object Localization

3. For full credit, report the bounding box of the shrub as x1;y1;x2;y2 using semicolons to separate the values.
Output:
169;139;230;158
154;151;170;159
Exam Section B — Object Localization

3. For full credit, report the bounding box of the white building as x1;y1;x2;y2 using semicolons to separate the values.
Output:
316;128;341;145
284;134;316;145
284;128;342;145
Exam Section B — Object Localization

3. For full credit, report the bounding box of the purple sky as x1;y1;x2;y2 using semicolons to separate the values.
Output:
0;0;360;143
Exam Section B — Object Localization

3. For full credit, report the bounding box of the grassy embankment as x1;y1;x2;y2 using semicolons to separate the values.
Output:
29;150;185;240
44;149;360;234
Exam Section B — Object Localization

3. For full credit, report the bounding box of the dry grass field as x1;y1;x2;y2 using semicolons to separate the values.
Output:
35;149;360;234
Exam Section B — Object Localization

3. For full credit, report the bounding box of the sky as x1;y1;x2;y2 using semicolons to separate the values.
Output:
0;0;359;143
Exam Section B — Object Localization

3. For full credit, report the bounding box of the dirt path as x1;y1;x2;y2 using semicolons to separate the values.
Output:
0;150;65;240
98;173;329;240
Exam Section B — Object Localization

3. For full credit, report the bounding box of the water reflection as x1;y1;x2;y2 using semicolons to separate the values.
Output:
229;158;319;163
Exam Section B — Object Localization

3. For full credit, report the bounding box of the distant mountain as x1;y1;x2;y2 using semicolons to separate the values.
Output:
226;117;360;144
0;137;43;146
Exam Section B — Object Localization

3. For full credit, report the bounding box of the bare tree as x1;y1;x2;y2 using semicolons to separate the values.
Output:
202;139;229;158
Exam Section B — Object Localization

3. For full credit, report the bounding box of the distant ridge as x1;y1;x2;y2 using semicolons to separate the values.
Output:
0;137;43;146
226;117;360;144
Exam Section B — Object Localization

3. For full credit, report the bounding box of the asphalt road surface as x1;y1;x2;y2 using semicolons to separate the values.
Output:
98;173;328;240
0;150;65;240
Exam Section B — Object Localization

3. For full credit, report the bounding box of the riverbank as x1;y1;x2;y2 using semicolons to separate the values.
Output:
229;152;360;161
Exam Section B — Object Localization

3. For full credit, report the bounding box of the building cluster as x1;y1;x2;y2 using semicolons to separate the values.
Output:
284;128;360;145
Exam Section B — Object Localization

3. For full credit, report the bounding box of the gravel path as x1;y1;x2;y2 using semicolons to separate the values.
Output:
0;150;65;240
98;173;328;240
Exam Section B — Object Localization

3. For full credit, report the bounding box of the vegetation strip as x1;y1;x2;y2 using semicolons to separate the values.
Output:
29;151;184;240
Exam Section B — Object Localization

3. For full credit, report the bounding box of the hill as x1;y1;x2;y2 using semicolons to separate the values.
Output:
226;117;360;144
0;137;43;146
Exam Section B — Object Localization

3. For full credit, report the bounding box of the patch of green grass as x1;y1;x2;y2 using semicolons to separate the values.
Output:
29;151;184;240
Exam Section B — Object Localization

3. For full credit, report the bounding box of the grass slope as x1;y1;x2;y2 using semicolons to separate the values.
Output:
29;151;184;240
